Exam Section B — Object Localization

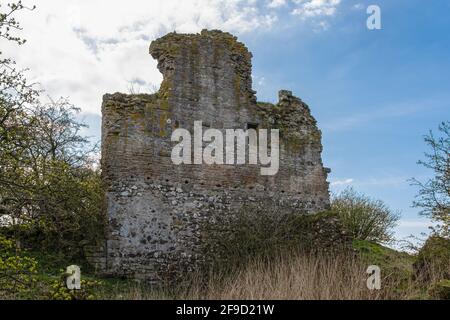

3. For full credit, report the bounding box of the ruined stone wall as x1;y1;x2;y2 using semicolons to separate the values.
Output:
99;30;330;281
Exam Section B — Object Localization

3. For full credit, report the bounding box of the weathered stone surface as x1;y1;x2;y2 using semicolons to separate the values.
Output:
96;30;331;282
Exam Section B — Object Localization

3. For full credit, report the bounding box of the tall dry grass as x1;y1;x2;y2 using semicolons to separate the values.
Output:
110;251;415;300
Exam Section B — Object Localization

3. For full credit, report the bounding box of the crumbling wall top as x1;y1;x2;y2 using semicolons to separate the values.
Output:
148;29;257;112
149;29;252;61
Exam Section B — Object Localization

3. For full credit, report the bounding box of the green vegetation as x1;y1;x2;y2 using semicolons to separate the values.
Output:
411;121;450;237
428;280;450;300
0;98;105;263
202;204;349;276
0;2;448;301
0;236;38;299
151;203;349;284
0;2;105;299
414;236;450;282
331;188;400;243
353;239;416;296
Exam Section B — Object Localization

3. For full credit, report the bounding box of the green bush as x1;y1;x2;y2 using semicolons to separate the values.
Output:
48;272;103;300
428;279;450;300
202;203;350;274
23;161;105;261
331;188;400;243
353;239;415;292
414;235;450;283
1;98;105;265
1;236;104;300
0;236;39;299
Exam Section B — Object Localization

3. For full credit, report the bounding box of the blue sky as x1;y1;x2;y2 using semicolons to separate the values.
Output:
241;0;450;241
6;0;449;243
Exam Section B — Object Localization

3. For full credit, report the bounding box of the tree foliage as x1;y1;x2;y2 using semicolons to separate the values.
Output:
0;235;38;299
331;188;400;243
0;1;35;43
411;121;450;237
1;1;38;140
0;2;105;263
413;235;450;283
0;99;104;259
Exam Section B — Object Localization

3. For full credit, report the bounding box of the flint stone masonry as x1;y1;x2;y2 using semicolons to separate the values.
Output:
98;30;331;281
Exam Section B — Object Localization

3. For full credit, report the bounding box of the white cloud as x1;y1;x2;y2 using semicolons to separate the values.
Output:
352;3;364;10
314;20;330;31
291;0;341;18
2;0;339;115
267;0;287;8
2;0;278;114
330;178;354;186
253;75;266;87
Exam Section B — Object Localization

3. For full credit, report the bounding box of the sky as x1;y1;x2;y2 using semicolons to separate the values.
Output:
3;0;449;245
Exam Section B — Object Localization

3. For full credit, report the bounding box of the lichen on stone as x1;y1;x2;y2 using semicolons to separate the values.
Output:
96;30;331;282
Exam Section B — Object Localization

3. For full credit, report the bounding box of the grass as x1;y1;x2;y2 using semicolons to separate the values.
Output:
353;240;415;280
3;241;446;300
93;247;419;300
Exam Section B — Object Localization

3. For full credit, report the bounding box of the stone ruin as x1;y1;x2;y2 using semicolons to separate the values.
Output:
92;30;331;281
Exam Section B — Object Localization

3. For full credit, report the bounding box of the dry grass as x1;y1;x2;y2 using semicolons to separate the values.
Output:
108;251;416;300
